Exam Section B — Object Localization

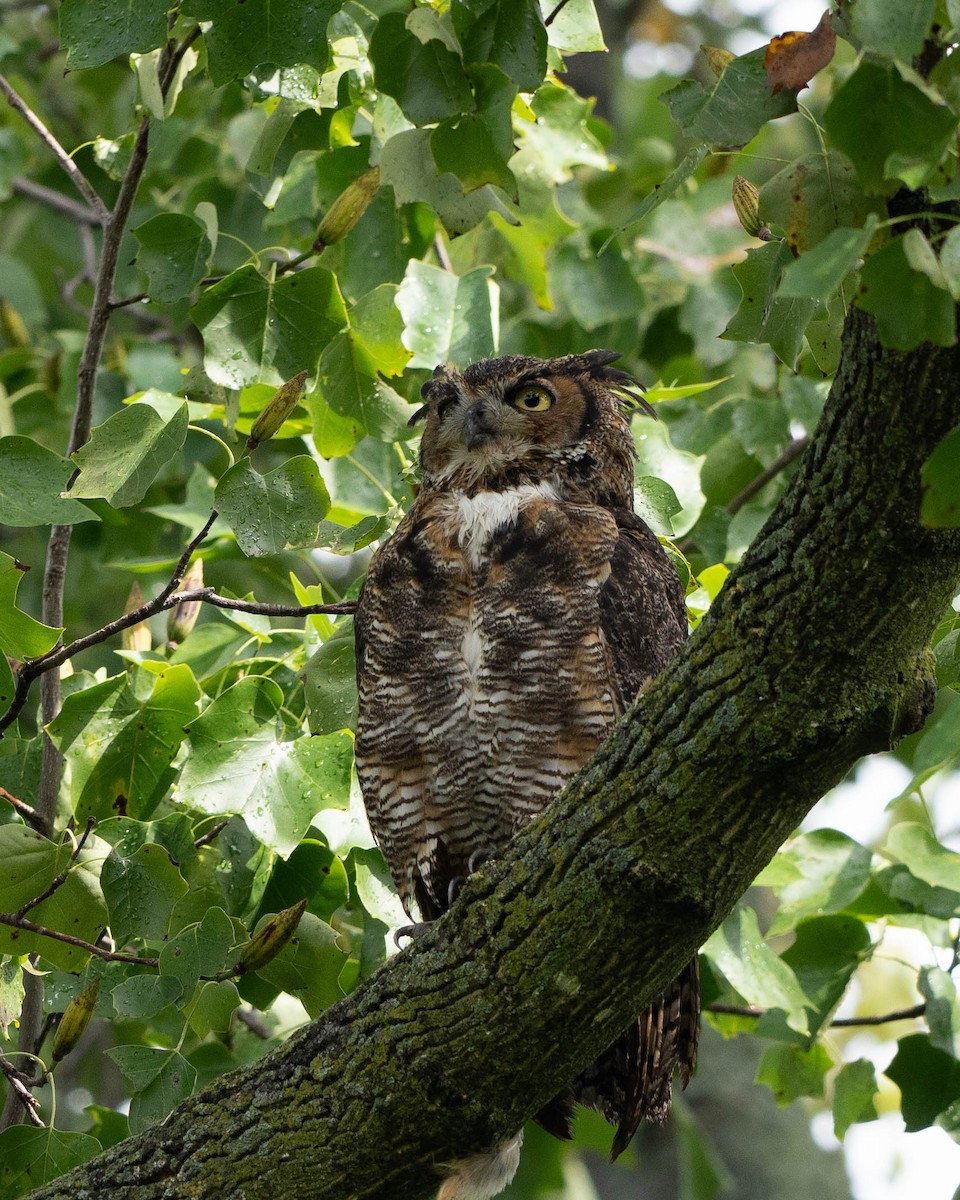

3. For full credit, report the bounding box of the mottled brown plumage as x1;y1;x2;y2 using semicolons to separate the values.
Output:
354;350;699;1195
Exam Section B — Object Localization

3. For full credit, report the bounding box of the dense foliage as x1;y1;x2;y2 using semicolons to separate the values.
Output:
1;0;959;1195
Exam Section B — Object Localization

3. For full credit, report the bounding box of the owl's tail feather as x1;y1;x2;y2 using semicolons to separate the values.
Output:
436;1133;523;1200
554;955;700;1160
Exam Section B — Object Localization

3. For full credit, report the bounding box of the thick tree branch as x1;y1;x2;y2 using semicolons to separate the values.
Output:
22;304;960;1200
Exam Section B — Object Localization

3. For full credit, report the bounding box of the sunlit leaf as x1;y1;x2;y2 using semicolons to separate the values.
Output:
70;403;189;508
215;457;331;556
0;551;63;660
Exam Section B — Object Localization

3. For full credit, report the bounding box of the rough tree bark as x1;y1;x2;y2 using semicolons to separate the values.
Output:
26;306;960;1199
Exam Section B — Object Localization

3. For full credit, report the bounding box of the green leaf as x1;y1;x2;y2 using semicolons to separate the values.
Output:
111;974;183;1020
0;825;108;972
633;476;682;537
920;967;960;1057
133;214;213;304
702;905;810;1034
921;426;960;529
59;0;169;70
101;842;190;944
850;0;936;62
215;456;331;556
778;216;879;300
539;0;604;53
182;0;337;85
379;128;515;235
257;837;350;925
107;1046;197;1135
612;144;709;241
158;906;235;991
756;1042;832;1105
722;241;820;367
254;910;347;1016
184;979;241;1037
303;618;358;735
886;823;960;892
885;1033;960;1130
938;225;960;300
313;333;414;443
70;403;189;507
551;243;643;332
760;151;874;258
832;1059;879;1139
672;1103;732;1200
0;958;24;1039
823;61;957;192
514;84;607;182
396;261;498;368
661;47;797;148
0;551;63;660
770;915;870;1041
191;265;347;390
178;677;354;855
0;1125;102;1194
430;115;516;197
765;829;873;936
0;437;98;526
453;0;546;90
369;12;473;125
46;666;201;822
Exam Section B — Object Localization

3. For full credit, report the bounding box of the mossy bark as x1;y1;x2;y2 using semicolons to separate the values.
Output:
28;308;960;1199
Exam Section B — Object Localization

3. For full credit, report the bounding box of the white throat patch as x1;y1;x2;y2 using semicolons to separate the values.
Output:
451;482;558;569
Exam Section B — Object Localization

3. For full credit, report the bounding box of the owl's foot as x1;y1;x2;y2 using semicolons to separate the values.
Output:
393;922;431;946
467;847;497;873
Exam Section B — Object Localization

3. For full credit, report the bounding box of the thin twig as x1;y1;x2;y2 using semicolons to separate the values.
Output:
10;176;103;226
108;292;149;309
194;819;229;849
544;0;574;26
727;436;810;517
0;74;108;224
707;1001;928;1027
16;819;96;920
0;787;43;831
0;1056;44;1128
0;912;160;968
679;436;810;556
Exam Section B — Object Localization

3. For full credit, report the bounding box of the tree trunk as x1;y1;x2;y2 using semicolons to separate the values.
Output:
27;307;960;1199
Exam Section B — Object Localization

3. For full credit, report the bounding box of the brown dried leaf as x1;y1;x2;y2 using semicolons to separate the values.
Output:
764;10;836;96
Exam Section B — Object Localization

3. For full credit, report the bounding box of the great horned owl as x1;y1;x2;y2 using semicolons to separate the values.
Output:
353;350;699;1197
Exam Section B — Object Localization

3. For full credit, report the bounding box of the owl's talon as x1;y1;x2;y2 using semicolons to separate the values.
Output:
446;876;467;907
394;922;431;946
467;847;496;874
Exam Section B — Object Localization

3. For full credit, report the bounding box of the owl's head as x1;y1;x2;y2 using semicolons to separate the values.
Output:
410;349;652;507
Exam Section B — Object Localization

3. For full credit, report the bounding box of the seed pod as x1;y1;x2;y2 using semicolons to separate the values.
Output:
122;581;151;652
732;176;764;238
313;166;381;249
52;978;100;1064
247;371;309;449
167;558;204;644
701;45;735;78
0;298;29;348
236;898;308;974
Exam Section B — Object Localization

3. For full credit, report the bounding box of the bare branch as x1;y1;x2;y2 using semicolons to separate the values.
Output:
0;912;159;968
0;787;44;832
707;1001;928;1027
10;176;103;226
194;819;229;849
0;1056;45;1128
727;437;811;517
0;75;108;224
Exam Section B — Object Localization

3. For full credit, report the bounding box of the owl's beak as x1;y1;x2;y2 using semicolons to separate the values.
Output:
462;403;497;449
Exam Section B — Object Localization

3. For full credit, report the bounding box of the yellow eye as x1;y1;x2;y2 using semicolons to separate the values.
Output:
511;385;553;412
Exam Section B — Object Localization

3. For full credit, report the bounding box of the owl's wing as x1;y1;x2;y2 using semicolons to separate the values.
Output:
598;509;687;708
585;510;699;1147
